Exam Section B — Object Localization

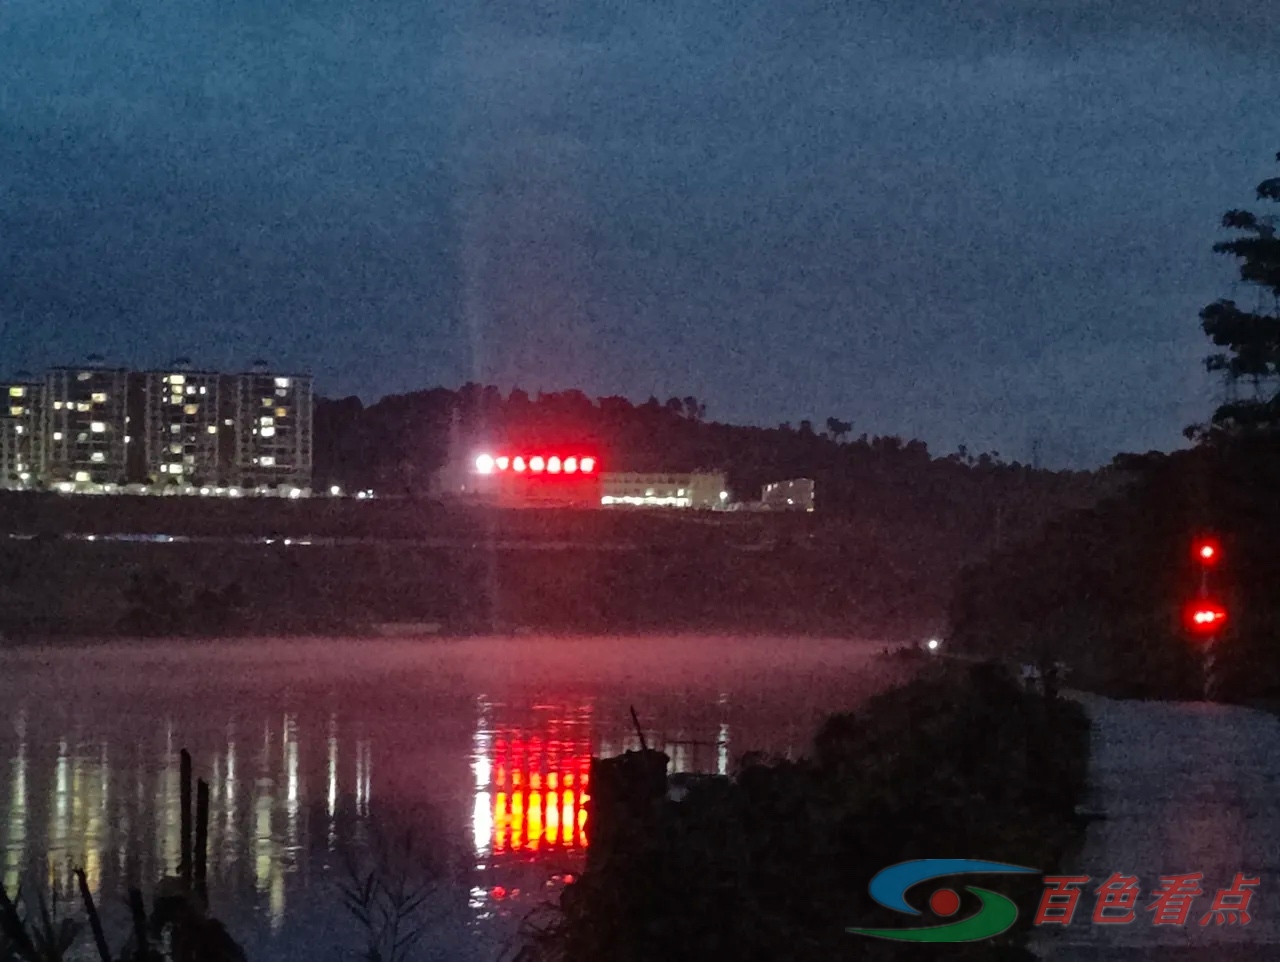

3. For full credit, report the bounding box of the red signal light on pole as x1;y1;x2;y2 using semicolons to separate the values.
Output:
1194;538;1220;565
1185;600;1227;635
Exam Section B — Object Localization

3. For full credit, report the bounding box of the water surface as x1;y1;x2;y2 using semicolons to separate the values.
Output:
0;635;907;960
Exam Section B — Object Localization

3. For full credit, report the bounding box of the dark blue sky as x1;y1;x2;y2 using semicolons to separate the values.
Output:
2;0;1275;467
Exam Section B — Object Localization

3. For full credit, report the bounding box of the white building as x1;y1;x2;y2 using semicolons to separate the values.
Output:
44;364;130;489
600;472;727;509
0;375;43;490
761;478;815;512
143;367;223;486
230;367;314;493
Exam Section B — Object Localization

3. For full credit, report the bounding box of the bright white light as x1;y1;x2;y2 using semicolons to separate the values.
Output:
288;488;302;500
564;457;578;473
580;457;596;473
548;456;562;473
927;638;941;651
330;485;341;496
719;491;728;501
90;422;105;433
513;456;526;472
530;456;546;472
496;456;510;470
475;454;495;474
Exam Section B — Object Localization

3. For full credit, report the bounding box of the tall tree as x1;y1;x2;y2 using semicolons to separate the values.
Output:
1199;152;1280;435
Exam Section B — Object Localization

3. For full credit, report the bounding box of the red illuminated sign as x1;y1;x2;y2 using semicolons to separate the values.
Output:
475;453;597;475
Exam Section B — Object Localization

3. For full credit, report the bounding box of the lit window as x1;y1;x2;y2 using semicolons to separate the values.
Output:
8;387;24;398
125;435;131;444
14;425;23;435
91;392;107;403
199;386;207;395
170;444;182;454
260;416;274;426
169;464;184;475
275;407;288;418
76;402;90;412
207;425;217;434
9;406;23;416
260;427;275;437
77;373;91;382
275;377;290;388
171;424;181;434
77;432;88;442
169;374;186;386
224;418;234;426
184;404;199;415
91;452;105;463
276;387;288;397
262;398;272;407
53;432;63;441
90;422;106;433
53;401;63;410
74;471;91;482
170;393;183;404
187;385;197;395
260;456;276;467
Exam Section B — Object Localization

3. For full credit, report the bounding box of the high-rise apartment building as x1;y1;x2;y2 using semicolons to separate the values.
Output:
0;374;44;490
231;368;314;492
142;367;224;486
44;364;130;487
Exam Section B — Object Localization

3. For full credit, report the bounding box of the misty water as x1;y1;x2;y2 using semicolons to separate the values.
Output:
0;636;909;960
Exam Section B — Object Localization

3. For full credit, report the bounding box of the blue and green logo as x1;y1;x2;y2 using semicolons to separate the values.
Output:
847;859;1040;943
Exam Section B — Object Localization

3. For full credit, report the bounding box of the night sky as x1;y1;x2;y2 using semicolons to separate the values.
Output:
2;0;1275;467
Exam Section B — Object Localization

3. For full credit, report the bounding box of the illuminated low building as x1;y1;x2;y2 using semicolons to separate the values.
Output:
44;362;130;489
761;478;815;512
600;472;728;509
0;374;43;490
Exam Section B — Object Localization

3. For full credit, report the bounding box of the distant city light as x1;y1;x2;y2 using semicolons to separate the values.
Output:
530;456;546;472
475;454;495;474
926;638;941;651
564;457;578;473
496;456;510;470
330;485;342;496
580;457;596;473
513;457;527;472
548;456;562;473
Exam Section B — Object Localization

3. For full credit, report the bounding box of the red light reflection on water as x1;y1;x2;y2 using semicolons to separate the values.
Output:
489;736;590;854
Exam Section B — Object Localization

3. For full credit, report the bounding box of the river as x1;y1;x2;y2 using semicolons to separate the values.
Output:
0;635;911;961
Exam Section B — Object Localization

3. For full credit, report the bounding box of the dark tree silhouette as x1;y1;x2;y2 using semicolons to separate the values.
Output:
1197;151;1280;436
825;417;852;442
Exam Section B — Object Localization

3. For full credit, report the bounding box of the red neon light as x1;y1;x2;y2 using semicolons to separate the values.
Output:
530;456;546;473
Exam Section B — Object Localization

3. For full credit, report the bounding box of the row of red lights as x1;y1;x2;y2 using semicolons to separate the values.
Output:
475;454;596;475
